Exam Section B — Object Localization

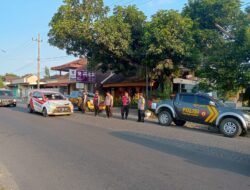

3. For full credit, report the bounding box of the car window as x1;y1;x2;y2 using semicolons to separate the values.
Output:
0;90;13;97
196;96;210;105
44;93;65;100
180;94;195;104
88;93;94;98
32;92;39;98
37;92;43;98
70;91;79;98
32;92;43;99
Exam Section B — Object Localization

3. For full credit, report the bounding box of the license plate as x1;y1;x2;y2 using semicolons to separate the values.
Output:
1;100;12;105
57;107;69;112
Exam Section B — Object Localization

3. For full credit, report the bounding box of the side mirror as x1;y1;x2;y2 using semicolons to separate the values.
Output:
209;101;216;106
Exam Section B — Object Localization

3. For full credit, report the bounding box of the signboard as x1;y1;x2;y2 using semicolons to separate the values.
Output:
69;69;76;80
76;70;96;83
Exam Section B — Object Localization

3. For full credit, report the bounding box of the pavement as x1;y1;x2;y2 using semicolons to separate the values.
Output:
0;103;249;190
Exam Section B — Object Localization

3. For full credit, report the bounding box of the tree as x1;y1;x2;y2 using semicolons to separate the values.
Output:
48;0;109;57
94;5;147;74
48;0;147;75
183;0;248;98
0;78;4;88
44;66;50;79
5;73;18;77
144;10;196;97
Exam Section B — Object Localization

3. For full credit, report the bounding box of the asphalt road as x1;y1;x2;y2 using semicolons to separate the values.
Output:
0;104;250;190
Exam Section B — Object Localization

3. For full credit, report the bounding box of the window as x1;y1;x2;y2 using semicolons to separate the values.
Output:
0;90;13;97
44;93;65;100
196;96;210;105
33;92;42;99
180;94;195;104
70;91;80;98
32;92;39;98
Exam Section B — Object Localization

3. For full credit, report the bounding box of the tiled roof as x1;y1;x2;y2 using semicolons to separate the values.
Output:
3;75;20;82
51;58;87;72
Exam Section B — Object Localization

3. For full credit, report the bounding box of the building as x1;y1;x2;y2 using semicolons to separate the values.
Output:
102;73;156;99
2;75;19;87
8;74;38;98
50;58;88;94
173;77;199;93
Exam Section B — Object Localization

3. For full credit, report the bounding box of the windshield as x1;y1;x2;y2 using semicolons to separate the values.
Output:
0;90;13;97
70;91;82;98
44;93;65;100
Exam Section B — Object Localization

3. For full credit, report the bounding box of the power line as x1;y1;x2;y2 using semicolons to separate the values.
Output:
5;40;33;55
136;0;153;7
12;62;35;73
40;55;71;60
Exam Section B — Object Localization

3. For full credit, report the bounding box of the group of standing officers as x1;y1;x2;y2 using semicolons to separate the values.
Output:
81;90;146;122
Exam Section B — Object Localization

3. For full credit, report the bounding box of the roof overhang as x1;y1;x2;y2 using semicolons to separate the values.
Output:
44;83;69;87
173;78;198;85
51;58;87;72
103;81;155;88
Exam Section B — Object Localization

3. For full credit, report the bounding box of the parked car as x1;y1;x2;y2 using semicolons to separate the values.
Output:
0;89;16;107
68;91;105;112
151;93;250;138
27;90;74;117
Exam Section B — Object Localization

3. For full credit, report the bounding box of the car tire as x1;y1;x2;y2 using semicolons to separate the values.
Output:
42;108;48;117
28;105;33;113
219;118;242;138
158;110;173;126
78;106;82;111
174;120;186;126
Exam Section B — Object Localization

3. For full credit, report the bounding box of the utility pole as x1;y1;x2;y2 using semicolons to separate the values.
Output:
33;33;42;89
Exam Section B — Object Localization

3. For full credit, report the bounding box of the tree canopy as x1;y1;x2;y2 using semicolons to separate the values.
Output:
48;0;250;98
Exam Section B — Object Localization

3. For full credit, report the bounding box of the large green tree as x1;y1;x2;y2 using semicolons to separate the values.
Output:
183;0;248;98
93;5;147;73
48;0;109;59
144;10;196;97
48;0;147;74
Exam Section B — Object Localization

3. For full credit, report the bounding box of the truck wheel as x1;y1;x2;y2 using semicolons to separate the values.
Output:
219;118;242;138
158;111;173;126
174;120;186;126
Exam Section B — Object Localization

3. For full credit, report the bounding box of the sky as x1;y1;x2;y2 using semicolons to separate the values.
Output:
0;0;249;77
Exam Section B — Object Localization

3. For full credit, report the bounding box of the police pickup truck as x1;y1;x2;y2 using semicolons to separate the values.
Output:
151;93;250;137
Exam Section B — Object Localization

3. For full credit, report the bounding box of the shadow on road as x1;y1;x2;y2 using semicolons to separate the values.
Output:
8;105;45;118
111;131;250;177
